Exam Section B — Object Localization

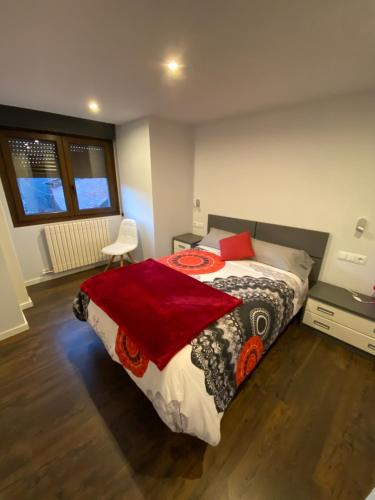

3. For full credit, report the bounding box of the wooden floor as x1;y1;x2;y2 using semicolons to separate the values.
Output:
0;268;374;500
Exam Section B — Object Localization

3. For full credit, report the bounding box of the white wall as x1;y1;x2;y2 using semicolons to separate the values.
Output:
0;197;28;340
0;180;121;285
0;249;28;340
0;186;31;308
116;119;155;261
193;92;375;295
116;117;194;260
149;117;193;257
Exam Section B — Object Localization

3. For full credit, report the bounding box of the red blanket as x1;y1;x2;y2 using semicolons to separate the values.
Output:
81;259;241;369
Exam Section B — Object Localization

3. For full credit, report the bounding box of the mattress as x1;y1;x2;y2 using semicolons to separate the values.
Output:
80;245;308;445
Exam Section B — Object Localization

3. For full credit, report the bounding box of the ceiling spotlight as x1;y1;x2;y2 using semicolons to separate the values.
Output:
167;61;179;71
88;100;100;113
164;60;183;75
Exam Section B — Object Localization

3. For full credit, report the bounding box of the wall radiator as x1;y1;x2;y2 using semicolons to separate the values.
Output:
45;218;111;273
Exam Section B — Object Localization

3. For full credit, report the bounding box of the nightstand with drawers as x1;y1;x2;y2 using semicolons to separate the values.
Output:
172;233;202;253
302;281;375;356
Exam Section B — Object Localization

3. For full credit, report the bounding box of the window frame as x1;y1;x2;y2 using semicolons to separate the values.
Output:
0;128;120;227
61;136;119;217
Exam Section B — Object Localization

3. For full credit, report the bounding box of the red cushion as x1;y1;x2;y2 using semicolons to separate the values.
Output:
219;231;255;261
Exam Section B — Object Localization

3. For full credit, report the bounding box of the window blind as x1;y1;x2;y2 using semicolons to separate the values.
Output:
8;138;60;178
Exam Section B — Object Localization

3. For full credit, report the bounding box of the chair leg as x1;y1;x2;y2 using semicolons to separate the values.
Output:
104;255;114;271
127;252;134;263
120;255;124;267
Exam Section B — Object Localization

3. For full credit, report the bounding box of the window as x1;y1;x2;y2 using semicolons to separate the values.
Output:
0;130;119;226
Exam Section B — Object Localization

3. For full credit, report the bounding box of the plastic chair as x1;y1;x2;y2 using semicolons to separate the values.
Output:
102;219;138;270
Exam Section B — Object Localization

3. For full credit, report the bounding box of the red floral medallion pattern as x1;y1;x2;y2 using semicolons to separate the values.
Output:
159;249;225;275
115;327;149;377
236;336;264;386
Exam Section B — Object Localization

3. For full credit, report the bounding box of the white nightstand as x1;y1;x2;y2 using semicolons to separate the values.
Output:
303;281;375;356
172;233;202;253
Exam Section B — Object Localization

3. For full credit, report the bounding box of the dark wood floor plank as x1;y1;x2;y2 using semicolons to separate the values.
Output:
0;267;374;500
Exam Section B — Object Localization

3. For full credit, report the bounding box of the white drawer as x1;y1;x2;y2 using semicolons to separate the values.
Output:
306;298;375;339
173;240;191;252
303;310;375;356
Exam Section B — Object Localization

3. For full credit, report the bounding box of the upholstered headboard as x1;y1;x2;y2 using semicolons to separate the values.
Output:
207;214;329;284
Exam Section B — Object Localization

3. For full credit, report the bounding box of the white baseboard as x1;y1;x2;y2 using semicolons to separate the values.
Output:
20;296;34;310
0;313;29;341
24;262;106;287
24;276;47;286
24;257;135;288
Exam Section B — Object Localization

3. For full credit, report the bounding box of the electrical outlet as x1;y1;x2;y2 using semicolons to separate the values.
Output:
338;251;367;265
354;254;368;264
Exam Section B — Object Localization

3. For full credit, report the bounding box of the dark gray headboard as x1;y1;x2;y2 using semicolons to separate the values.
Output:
207;214;329;284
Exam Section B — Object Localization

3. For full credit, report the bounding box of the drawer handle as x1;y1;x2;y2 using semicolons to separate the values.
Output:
317;306;334;316
368;344;375;351
177;244;186;249
313;320;330;330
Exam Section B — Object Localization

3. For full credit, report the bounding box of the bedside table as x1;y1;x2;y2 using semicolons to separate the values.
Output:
172;233;202;253
302;281;375;356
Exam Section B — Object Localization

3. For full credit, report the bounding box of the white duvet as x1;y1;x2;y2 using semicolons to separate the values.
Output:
85;246;308;446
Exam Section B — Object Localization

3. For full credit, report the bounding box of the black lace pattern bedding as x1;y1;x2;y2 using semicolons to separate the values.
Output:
191;276;294;412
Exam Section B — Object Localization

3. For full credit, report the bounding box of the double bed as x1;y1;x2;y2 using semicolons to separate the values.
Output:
74;214;329;446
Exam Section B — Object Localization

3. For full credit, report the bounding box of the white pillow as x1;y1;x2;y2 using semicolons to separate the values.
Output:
199;227;235;249
252;239;314;281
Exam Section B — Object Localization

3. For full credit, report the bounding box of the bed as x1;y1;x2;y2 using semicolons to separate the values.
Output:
73;215;329;446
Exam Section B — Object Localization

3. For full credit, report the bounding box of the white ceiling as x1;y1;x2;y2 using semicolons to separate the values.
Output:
1;0;375;124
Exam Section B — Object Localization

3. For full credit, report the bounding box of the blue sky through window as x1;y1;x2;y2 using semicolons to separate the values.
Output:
17;178;67;215
74;178;110;209
17;177;111;214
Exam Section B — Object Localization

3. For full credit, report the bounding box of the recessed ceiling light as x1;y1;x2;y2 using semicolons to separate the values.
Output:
167;60;179;71
164;60;183;75
88;100;100;113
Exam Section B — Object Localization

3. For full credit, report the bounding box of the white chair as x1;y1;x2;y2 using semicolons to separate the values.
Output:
102;219;138;271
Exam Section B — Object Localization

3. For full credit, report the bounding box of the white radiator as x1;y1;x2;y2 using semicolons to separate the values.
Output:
45;218;111;273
